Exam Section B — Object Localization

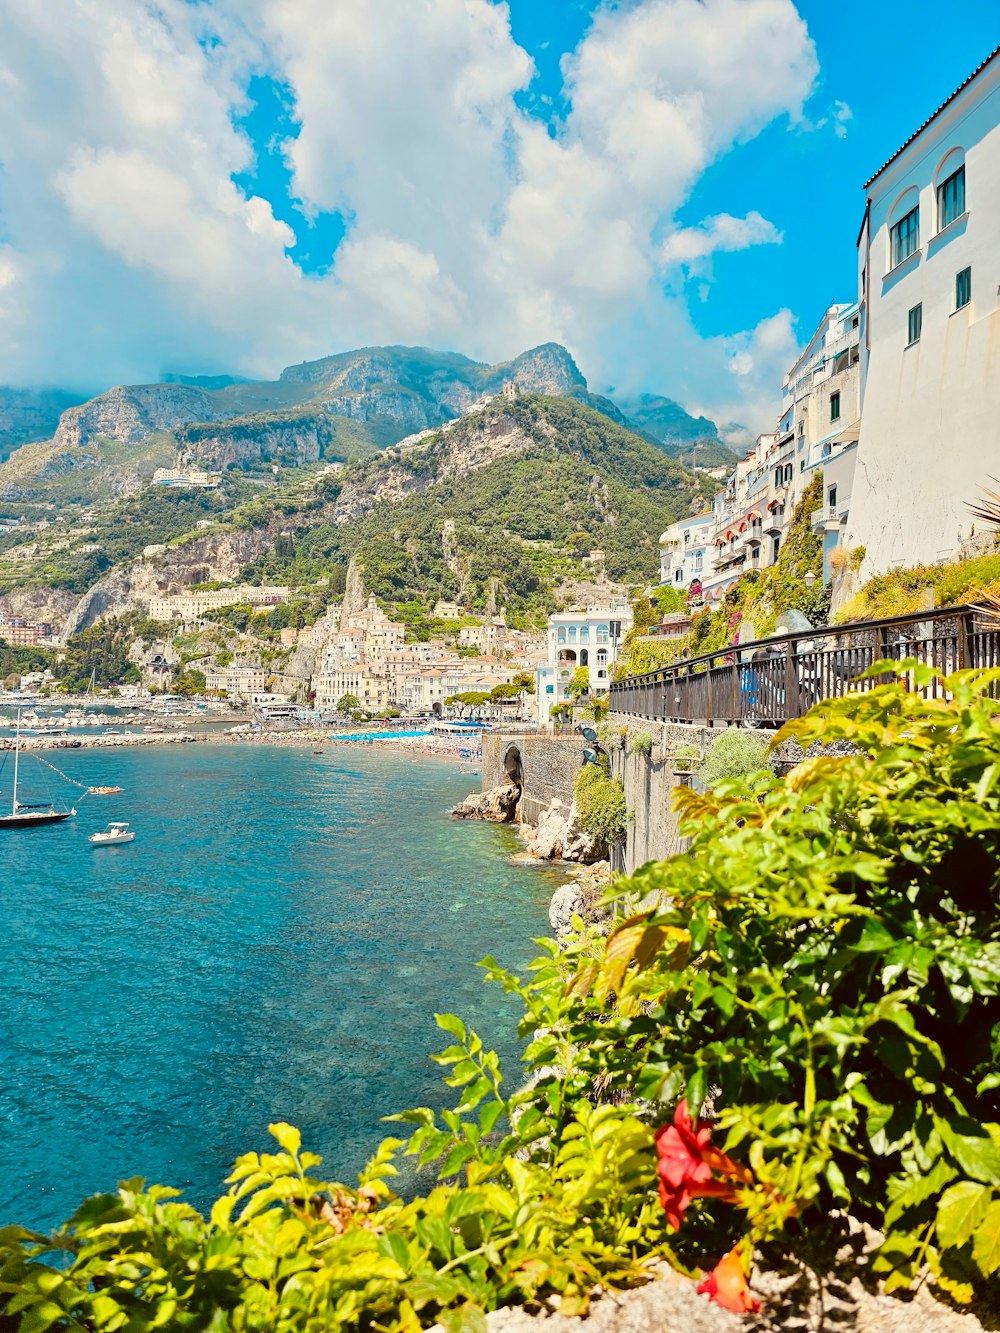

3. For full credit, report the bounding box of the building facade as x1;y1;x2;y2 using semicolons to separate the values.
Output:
535;604;633;725
658;513;713;591
847;49;1000;573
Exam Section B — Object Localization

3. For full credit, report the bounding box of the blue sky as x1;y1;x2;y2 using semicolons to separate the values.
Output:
0;0;997;431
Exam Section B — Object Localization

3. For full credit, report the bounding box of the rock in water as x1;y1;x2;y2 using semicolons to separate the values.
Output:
548;883;585;938
530;798;602;863
452;783;520;823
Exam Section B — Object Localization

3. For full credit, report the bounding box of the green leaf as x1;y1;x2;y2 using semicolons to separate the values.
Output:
936;1181;992;1250
972;1200;1000;1275
377;1232;411;1272
436;1013;467;1041
267;1122;301;1156
937;1118;1000;1184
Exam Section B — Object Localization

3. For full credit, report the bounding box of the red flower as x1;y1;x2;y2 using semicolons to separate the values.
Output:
697;1247;761;1314
654;1100;715;1229
654;1100;752;1230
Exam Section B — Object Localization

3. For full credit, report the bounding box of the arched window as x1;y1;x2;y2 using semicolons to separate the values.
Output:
597;623;609;644
936;148;966;231
580;649;589;667
889;187;920;267
579;624;590;642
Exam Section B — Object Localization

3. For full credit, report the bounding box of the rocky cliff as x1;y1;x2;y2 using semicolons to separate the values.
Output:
61;527;274;637
52;383;232;451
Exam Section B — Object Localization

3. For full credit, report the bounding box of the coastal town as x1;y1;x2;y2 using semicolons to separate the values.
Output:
2;13;1000;1333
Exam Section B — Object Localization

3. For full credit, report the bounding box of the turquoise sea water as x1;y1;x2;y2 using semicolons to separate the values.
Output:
0;744;556;1229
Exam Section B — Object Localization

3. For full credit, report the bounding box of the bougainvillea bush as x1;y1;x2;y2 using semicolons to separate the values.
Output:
2;665;1000;1330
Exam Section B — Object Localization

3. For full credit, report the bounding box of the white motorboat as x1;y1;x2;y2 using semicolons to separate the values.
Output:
89;821;135;846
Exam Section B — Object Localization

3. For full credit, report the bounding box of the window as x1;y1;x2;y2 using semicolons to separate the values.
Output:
579;625;589;642
557;627;566;644
772;536;781;562
937;165;965;230
830;391;841;422
596;624;609;644
567;626;577;642
890;206;919;266
597;649;607;665
907;303;922;344
956;266;971;310
828;485;837;509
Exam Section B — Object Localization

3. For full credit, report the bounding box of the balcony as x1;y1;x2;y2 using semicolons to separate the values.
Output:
810;504;849;532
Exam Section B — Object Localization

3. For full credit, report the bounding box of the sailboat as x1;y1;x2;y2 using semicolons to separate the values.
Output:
0;712;76;828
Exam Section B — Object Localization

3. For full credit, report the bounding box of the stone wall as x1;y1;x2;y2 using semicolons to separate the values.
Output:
482;721;716;872
607;720;715;872
480;732;583;825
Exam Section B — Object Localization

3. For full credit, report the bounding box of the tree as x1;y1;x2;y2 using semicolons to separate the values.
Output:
511;671;535;694
173;668;206;697
490;682;518;701
566;665;590;700
336;694;360;713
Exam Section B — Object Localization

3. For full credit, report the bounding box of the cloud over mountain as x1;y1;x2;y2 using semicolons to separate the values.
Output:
0;0;819;430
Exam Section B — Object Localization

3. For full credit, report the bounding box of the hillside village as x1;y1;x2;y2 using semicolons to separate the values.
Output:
1;50;999;730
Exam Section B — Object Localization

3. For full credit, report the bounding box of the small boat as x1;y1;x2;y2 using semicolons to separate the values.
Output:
89;821;135;846
88;785;123;795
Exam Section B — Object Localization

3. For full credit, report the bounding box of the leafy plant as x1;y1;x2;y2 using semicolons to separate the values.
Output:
573;762;628;848
4;670;1000;1330
629;729;653;757
697;728;774;788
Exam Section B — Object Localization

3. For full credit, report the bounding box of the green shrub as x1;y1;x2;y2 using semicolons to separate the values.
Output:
697;728;775;788
573;763;628;847
629;729;653;757
5;672;1000;1329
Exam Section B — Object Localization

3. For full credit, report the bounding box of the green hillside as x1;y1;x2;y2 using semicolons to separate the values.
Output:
238;395;717;624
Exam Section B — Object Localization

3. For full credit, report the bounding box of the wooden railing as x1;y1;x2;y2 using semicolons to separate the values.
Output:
609;604;1000;727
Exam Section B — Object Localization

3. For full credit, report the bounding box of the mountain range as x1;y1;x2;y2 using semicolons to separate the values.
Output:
0;344;732;641
0;343;731;499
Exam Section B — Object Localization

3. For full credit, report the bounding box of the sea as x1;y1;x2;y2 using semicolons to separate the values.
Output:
0;743;558;1230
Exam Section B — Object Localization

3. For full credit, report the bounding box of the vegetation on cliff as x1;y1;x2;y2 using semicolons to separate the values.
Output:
837;544;1000;622
687;475;828;657
5;669;998;1329
237;396;716;624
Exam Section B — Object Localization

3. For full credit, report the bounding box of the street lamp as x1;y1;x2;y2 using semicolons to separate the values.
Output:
804;571;817;589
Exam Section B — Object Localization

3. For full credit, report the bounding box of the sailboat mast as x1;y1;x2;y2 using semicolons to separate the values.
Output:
12;708;19;815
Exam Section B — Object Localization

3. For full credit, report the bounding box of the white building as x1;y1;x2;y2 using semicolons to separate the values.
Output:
847;47;1000;574
658;513;713;592
535;604;633;725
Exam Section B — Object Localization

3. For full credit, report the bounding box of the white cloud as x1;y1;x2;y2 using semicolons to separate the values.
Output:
833;99;853;138
660;210;783;265
0;0;825;430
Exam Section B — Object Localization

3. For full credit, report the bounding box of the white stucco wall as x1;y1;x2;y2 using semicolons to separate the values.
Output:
847;58;1000;574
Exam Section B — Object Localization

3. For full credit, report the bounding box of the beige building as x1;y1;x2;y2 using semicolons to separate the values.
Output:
149;586;289;623
205;665;270;697
315;668;393;712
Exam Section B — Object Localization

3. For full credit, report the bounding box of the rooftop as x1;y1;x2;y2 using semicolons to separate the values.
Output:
864;46;1000;188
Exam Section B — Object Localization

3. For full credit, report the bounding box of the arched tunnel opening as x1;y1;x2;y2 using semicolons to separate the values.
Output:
503;743;524;820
